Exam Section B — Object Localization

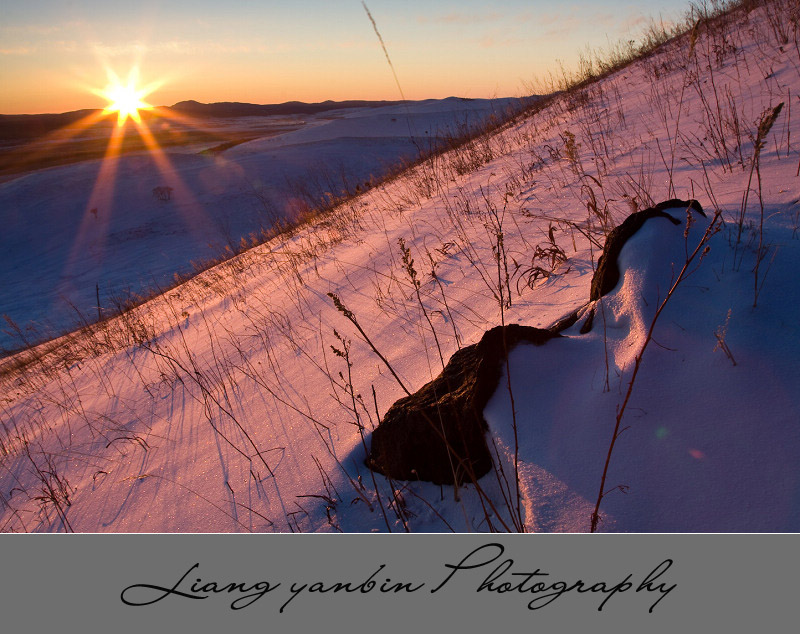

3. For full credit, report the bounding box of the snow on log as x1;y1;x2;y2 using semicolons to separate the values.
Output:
367;200;706;485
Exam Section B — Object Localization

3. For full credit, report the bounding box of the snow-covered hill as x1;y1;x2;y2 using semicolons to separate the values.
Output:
1;0;798;533
0;97;517;353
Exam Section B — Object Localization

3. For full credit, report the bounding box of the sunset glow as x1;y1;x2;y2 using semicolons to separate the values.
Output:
0;1;694;115
94;69;155;126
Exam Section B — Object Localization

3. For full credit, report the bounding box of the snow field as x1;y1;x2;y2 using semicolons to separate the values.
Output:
1;0;799;532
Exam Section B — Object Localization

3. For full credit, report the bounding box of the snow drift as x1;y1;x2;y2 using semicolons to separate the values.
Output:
1;0;799;533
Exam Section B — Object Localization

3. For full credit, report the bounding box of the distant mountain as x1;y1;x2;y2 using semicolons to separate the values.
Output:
0;97;529;142
168;99;416;118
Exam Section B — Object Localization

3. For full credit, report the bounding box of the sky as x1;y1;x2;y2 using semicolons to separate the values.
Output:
0;0;693;114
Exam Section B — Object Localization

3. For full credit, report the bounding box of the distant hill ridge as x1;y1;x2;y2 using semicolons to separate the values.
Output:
0;97;483;141
168;98;424;117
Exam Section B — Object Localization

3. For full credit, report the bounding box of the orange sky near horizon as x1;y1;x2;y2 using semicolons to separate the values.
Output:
0;0;692;115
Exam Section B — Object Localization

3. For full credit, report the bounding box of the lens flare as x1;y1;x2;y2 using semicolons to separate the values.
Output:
94;68;154;126
66;63;211;287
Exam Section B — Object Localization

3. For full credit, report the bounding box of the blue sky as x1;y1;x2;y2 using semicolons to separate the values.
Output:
1;1;693;113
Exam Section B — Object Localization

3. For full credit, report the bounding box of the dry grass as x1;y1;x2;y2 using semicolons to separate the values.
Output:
1;0;796;533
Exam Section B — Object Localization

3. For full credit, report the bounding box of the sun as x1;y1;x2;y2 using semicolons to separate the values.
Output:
103;83;151;125
94;68;154;126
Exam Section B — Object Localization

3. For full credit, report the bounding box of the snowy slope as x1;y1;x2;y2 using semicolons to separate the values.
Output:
0;97;516;352
1;0;799;533
485;205;800;531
